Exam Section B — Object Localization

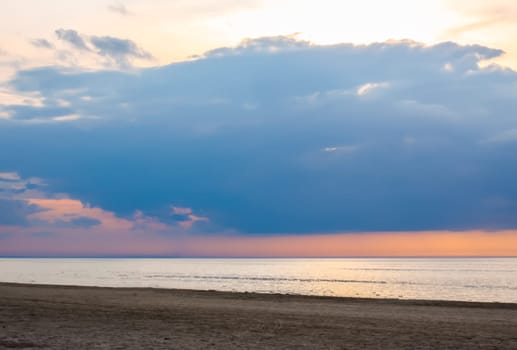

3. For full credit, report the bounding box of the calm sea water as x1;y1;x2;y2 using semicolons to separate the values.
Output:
1;258;516;303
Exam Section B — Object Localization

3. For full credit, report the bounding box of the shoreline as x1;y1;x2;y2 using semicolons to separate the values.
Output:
1;282;517;349
2;281;517;309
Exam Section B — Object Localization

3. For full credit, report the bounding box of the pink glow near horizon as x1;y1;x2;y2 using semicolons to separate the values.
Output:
2;228;517;257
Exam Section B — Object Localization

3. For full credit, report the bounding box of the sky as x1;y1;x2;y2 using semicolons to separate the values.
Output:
1;0;517;257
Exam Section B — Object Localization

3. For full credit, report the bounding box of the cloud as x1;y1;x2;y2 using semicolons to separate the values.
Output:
4;105;76;121
356;82;390;96
0;199;40;225
443;1;517;40
0;171;211;236
107;2;132;16
90;35;153;67
323;145;358;153
55;29;91;51
51;29;153;68
204;34;309;57
30;38;55;50
1;37;517;236
171;207;209;228
172;207;193;215
445;0;517;18
443;17;507;38
55;216;102;228
0;172;20;181
0;172;44;198
26;198;134;232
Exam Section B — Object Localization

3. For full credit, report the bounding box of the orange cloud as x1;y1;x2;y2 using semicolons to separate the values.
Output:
27;198;133;232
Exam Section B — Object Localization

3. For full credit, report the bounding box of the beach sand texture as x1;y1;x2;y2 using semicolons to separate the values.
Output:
1;283;517;349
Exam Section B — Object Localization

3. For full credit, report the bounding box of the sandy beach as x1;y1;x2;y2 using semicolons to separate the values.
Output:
1;283;517;349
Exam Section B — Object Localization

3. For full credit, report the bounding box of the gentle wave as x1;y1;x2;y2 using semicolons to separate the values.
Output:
142;274;517;291
144;274;388;284
341;268;517;272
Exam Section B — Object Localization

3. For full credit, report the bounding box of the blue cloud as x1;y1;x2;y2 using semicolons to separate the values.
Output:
55;29;91;51
2;37;517;234
51;29;152;68
55;217;102;228
30;38;54;50
5;105;75;121
0;199;40;226
90;35;153;67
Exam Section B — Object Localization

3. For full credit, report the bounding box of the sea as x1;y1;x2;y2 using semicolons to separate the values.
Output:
1;258;516;303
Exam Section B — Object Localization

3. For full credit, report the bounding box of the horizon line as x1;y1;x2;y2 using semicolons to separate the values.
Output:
1;255;516;259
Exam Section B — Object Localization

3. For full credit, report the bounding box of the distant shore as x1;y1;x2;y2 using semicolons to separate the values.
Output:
1;282;517;349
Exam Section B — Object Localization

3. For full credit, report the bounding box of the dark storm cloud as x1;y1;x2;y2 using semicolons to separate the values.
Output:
2;37;517;234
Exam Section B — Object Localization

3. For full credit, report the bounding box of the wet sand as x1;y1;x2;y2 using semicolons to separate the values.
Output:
1;282;516;349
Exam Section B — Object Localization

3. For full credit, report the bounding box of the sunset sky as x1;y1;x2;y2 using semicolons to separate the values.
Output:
1;0;517;256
